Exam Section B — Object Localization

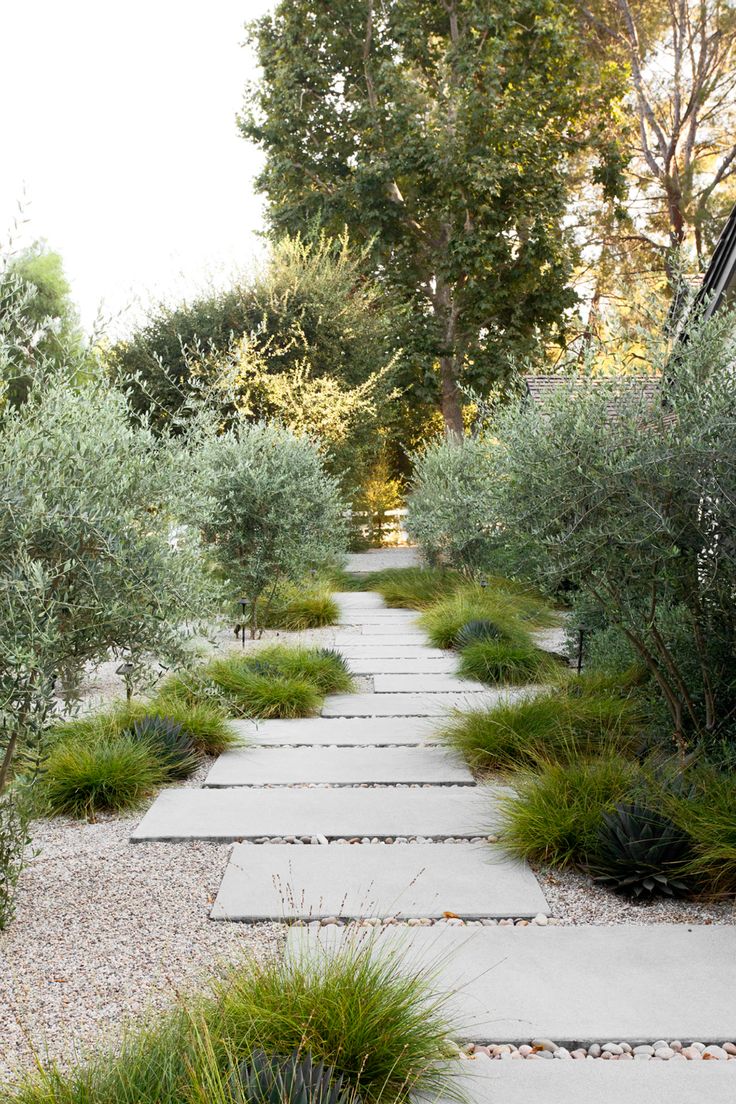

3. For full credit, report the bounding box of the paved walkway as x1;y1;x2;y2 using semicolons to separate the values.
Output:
131;559;736;1100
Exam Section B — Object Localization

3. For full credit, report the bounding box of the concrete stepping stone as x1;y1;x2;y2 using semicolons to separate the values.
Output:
333;634;429;646
204;746;473;786
131;784;499;841
211;842;549;921
374;674;488;693
230;717;444;746
348;657;459;675
337;610;418;622
288;925;736;1044
322;690;526;716
442;1063;736;1104
344;631;425;640
332;591;386;608
337;645;452;659
345;548;419;572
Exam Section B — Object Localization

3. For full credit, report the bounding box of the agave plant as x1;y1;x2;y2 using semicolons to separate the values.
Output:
130;715;201;780
228;1048;357;1104
315;648;351;674
588;802;693;899
455;619;506;649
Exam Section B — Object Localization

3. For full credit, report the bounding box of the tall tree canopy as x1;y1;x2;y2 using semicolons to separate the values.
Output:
241;0;616;432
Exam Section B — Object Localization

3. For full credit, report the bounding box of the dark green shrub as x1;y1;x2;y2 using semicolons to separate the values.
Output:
587;803;693;898
497;756;640;868
42;735;165;818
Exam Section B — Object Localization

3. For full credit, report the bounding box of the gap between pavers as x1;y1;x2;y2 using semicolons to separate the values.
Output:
436;1063;736;1104
374;674;488;694
286;925;736;1045
203;746;473;786
322;690;528;717
130;784;501;842
211;842;549;921
230;717;445;746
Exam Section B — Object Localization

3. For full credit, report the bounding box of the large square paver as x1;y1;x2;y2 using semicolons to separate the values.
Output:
333;592;386;609
348;658;459;675
322;690;526;716
230;717;444;745
204;746;473;786
131;784;499;841
441;1064;736;1104
374;674;488;693
333;632;428;646
287;925;736;1044
211;842;548;920
337;646;452;659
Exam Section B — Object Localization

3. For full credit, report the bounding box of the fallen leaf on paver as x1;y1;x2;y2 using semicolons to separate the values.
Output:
443;910;460;918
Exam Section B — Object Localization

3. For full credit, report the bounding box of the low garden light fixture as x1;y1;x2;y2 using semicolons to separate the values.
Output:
239;596;248;648
115;661;135;702
576;625;587;674
479;578;488;590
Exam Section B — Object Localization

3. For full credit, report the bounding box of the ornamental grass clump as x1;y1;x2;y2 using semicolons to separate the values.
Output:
42;734;166;819
443;687;640;774
202;661;321;720
262;587;340;631
419;584;555;650
498;755;641;868
355;567;464;610
457;639;558;686
10;942;458;1104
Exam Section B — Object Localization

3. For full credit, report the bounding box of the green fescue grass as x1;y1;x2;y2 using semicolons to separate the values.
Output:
664;769;736;897
42;734;166;819
419;584;557;650
497;755;641;868
10;943;459;1104
457;640;559;686
261;587;340;630
47;698;238;758
160;647;353;719
442;685;642;774
200;662;321;720
347;567;464;608
249;645;354;694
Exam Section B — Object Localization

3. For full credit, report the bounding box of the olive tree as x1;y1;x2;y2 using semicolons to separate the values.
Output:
0;370;216;927
196;422;346;637
492;312;736;758
406;435;499;575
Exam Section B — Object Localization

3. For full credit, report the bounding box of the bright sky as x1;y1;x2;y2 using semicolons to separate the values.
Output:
0;0;274;335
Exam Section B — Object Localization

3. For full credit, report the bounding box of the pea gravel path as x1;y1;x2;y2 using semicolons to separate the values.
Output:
0;811;283;1081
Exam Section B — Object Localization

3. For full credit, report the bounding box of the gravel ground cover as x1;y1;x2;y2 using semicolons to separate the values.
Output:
0;808;284;1082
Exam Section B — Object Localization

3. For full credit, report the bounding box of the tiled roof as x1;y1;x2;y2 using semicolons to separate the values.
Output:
524;375;663;423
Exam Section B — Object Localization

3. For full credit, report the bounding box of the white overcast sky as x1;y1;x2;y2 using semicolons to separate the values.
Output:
0;0;275;334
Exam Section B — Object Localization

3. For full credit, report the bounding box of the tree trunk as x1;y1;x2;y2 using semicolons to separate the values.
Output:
439;354;464;435
434;272;464;435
